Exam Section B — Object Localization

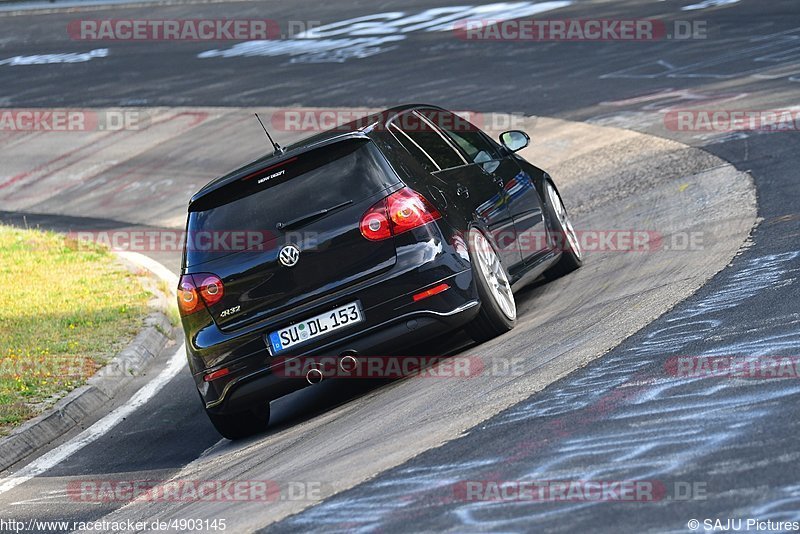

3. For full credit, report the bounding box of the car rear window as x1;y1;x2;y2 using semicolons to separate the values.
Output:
184;139;397;267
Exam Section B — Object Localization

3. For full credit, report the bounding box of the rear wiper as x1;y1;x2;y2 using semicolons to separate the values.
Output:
275;200;353;231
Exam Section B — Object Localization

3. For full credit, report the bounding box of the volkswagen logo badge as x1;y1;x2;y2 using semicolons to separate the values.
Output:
279;244;301;267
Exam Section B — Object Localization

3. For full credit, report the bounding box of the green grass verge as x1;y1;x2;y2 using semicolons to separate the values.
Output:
0;225;152;434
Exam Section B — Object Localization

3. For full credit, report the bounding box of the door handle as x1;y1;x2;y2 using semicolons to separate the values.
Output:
493;175;504;187
456;185;470;198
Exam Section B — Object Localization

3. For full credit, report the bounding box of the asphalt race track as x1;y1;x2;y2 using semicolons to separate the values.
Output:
0;0;799;532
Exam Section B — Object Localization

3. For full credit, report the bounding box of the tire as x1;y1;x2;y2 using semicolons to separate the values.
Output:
205;403;270;440
543;179;583;280
466;228;516;343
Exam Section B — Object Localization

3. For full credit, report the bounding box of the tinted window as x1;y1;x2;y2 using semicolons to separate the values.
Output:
417;109;499;164
443;129;498;164
185;140;395;266
389;123;438;173
390;112;464;171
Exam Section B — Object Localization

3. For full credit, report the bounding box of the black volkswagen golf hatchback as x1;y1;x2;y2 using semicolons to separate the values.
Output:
178;105;582;439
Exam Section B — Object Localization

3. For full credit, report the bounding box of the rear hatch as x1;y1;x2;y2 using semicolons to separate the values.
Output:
185;138;400;331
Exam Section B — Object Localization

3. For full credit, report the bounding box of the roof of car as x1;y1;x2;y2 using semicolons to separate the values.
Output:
189;104;439;208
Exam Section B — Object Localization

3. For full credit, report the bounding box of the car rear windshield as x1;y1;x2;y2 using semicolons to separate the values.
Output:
184;139;397;267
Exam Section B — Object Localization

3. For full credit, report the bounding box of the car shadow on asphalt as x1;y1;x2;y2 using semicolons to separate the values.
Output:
226;329;477;444
220;275;562;446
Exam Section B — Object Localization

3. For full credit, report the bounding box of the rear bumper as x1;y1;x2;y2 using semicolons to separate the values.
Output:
207;297;479;413
188;227;480;412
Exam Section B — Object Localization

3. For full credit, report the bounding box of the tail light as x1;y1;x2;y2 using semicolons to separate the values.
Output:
177;273;224;316
359;202;392;241
360;188;441;241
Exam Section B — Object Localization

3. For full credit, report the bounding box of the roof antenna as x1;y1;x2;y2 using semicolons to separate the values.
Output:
254;113;285;155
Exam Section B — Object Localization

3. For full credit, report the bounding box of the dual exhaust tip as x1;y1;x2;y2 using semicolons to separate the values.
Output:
306;368;323;384
305;352;358;384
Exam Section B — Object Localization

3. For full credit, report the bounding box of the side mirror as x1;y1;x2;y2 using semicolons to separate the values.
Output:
499;130;530;153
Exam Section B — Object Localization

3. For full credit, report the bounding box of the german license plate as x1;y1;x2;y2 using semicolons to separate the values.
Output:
267;301;363;354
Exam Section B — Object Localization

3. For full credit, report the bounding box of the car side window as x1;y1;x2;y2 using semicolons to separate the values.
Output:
388;123;439;173
417;109;499;164
389;112;465;171
445;129;497;164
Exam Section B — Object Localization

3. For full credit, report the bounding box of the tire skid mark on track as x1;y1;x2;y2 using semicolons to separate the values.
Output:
271;252;800;532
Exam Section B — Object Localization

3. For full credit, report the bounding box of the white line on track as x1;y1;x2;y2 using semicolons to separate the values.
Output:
117;251;179;289
0;344;187;496
0;251;183;497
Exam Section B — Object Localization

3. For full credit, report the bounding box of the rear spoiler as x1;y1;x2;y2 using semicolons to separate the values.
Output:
188;136;370;213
